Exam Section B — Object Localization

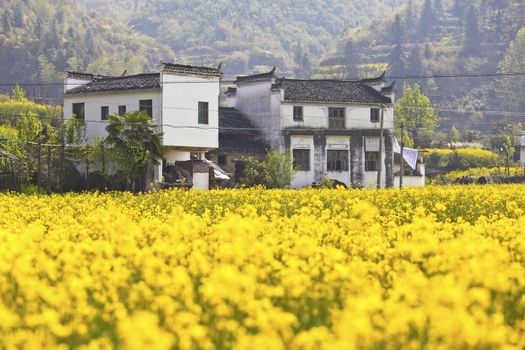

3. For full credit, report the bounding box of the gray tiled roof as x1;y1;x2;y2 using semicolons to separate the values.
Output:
219;107;259;133
65;71;109;80
65;73;161;95
272;78;392;105
218;107;268;152
161;62;222;76
381;81;396;94
359;71;387;85
235;66;276;84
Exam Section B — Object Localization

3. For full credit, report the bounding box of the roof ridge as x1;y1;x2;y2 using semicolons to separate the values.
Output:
279;78;362;83
93;73;159;81
235;66;277;83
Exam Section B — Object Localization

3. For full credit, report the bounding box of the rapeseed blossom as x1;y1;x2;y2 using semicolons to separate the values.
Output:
0;186;525;348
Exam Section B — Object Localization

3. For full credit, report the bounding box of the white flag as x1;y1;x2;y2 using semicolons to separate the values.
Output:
402;148;419;170
393;136;401;153
393;137;419;170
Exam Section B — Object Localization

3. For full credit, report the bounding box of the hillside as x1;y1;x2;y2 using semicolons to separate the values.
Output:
79;0;407;77
0;0;175;99
317;0;525;135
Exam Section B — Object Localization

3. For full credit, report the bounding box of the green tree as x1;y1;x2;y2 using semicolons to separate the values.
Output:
463;6;481;56
11;85;26;100
240;148;295;188
418;0;437;40
105;111;163;192
490;121;522;176
395;83;440;148
342;40;359;79
388;14;405;77
2;9;12;34
499;27;525;111
449;125;461;144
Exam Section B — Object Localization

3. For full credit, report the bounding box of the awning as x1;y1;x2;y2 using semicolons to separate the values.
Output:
203;158;230;180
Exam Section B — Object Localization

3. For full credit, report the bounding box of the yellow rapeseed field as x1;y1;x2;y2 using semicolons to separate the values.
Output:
1;185;525;349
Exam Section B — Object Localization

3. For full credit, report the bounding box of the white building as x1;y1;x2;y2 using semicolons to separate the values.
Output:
63;63;222;189
225;68;396;188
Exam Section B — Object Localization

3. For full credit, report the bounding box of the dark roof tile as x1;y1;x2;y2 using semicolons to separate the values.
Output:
381;81;396;94
64;71;109;81
235;66;276;84
65;73;161;95
161;62;222;76
219;107;259;132
272;78;392;105
218;107;268;151
359;71;387;85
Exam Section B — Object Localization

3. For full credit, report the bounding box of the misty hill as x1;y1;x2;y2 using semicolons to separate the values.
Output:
79;0;407;77
318;0;525;134
0;0;175;98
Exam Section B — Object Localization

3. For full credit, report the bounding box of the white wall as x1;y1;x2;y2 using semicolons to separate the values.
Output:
161;72;219;149
394;176;425;187
280;103;394;130
234;81;283;148
63;91;162;143
290;135;315;188
521;146;525;167
193;173;210;190
165;150;191;163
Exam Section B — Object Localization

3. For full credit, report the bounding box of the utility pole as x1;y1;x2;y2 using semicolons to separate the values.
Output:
47;145;51;193
377;106;385;189
37;141;42;193
60;142;65;193
400;123;405;189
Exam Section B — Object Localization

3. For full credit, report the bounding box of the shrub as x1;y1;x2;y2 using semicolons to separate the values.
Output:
426;148;505;171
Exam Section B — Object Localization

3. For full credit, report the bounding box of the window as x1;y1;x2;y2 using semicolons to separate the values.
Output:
293;149;310;171
365;152;379;171
118;105;126;116
328;107;345;128
139;99;153;117
293;106;303;122
370;108;380;123
218;154;227;166
327;150;349;172
72;103;85;121
101;106;109;121
198;102;209;124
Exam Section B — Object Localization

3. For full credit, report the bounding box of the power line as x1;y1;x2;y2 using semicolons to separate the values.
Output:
1;70;525;88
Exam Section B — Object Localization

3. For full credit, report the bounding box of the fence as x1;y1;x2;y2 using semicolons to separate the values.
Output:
0;151;20;191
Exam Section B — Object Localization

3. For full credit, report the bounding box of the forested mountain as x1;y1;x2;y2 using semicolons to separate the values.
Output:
318;0;525;135
0;0;175;98
79;0;407;77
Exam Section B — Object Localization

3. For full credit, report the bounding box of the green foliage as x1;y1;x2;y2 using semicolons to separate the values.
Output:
80;0;406;76
60;116;86;145
0;125;22;159
105;111;163;192
0;0;174;97
499;27;525;112
449;125;461;143
395;83;440;147
323;0;525;136
11;85;25;100
240;149;296;189
426;148;505;171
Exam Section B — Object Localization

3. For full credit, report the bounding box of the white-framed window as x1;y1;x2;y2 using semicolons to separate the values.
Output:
293;106;303;122
327;150;349;172
328;107;345;128
293;149;310;171
370;108;380;123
